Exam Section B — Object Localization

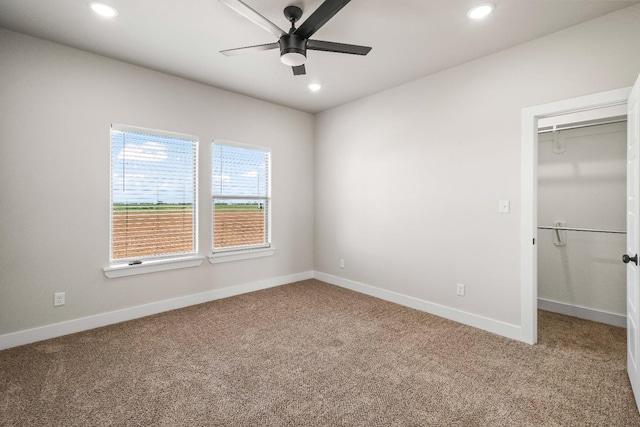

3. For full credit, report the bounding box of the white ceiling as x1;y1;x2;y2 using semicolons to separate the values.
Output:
0;0;638;113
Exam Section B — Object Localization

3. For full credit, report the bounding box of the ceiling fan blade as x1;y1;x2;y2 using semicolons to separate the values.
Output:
220;42;279;56
292;65;306;76
307;39;371;55
219;0;286;39
294;0;351;39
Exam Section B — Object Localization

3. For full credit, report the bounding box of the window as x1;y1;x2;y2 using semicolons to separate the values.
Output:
212;141;271;254
110;124;198;264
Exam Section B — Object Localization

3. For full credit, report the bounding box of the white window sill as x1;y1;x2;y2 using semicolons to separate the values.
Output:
208;246;276;264
104;255;205;279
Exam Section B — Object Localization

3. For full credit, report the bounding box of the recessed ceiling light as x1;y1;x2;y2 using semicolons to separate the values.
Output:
308;83;322;92
90;2;119;18
467;3;495;20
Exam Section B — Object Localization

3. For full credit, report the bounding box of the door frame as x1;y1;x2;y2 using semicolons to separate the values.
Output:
520;86;632;344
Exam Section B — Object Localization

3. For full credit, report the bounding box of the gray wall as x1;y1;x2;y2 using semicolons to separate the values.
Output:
0;29;315;335
314;5;640;327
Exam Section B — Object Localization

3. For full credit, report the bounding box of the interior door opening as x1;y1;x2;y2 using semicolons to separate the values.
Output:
536;112;628;331
521;80;640;411
520;86;631;346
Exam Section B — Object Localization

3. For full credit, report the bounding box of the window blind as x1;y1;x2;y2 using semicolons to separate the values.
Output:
111;125;198;261
212;142;270;251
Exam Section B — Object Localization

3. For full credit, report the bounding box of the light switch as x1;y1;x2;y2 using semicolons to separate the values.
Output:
499;200;510;214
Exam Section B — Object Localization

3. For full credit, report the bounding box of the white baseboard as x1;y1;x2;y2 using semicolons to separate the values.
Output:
0;271;314;351
1;270;532;351
313;271;523;342
538;298;626;328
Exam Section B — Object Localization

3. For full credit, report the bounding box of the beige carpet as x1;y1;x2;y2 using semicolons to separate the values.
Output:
1;279;638;426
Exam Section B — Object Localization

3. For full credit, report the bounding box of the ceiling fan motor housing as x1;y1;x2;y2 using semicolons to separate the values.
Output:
279;34;307;66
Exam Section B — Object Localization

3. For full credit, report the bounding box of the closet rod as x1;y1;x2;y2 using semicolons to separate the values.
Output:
537;226;626;235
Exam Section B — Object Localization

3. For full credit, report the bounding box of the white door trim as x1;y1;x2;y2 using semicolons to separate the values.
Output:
520;86;632;344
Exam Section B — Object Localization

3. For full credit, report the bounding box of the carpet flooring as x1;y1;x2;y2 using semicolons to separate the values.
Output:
1;279;638;426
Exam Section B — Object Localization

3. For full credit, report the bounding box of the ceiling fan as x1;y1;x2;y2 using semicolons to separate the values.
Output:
219;0;372;76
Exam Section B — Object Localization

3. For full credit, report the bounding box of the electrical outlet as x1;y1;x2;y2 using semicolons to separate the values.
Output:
54;292;65;307
456;283;465;296
339;259;345;269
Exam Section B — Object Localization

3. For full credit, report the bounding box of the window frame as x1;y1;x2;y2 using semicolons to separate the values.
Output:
209;139;275;263
104;124;203;278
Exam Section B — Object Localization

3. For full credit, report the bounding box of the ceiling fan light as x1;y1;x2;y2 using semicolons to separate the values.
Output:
281;52;306;67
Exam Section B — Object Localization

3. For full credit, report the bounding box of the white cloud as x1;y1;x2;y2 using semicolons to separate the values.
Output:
212;174;231;183
113;173;147;188
118;141;168;162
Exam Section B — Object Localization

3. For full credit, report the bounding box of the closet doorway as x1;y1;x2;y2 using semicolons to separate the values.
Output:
521;77;640;410
520;86;633;345
536;113;627;328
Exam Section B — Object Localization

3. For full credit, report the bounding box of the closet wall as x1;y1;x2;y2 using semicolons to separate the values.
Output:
537;122;627;322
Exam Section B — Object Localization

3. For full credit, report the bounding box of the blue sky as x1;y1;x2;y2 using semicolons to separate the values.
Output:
111;130;196;204
112;131;268;205
212;143;268;200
